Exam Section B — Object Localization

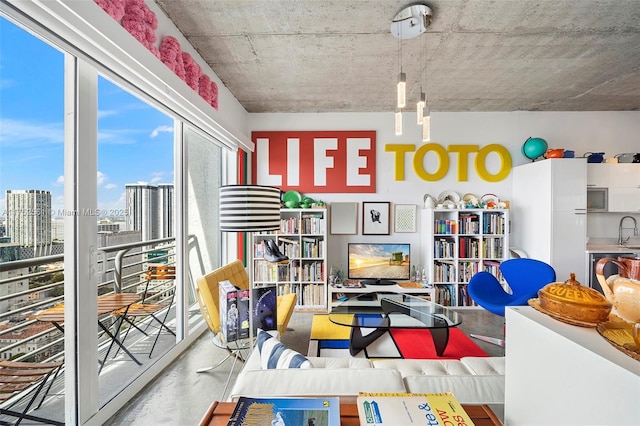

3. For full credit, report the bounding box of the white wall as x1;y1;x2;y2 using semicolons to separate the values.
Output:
249;111;640;270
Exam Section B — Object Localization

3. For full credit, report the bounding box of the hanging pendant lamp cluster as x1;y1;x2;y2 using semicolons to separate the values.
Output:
391;3;433;139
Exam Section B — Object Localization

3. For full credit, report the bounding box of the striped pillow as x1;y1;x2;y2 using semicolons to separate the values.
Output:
257;329;312;369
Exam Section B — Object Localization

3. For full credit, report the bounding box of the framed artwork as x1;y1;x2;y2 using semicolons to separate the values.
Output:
394;204;417;233
362;202;390;235
330;202;358;234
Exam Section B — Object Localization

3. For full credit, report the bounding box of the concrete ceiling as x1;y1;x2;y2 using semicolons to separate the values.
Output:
155;0;640;113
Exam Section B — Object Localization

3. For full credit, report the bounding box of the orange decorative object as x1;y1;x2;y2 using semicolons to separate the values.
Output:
536;273;612;325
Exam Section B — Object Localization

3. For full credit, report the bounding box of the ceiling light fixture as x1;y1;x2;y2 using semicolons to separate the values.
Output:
395;108;403;136
422;106;431;142
417;27;426;125
391;3;433;137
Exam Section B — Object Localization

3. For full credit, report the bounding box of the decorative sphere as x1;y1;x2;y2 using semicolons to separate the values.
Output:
522;137;548;160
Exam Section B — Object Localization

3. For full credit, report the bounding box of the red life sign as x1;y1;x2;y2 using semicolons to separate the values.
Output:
251;131;376;193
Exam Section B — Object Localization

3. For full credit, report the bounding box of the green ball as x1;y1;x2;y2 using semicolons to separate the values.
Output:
522;137;548;160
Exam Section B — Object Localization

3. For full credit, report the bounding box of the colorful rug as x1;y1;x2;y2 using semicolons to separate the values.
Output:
307;314;488;360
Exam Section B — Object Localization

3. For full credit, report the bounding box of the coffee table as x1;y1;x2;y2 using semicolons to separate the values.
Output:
329;292;462;356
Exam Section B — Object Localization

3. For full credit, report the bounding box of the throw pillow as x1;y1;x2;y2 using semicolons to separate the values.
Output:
257;329;312;369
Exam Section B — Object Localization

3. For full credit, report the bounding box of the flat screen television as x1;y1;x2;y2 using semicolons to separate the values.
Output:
347;243;411;285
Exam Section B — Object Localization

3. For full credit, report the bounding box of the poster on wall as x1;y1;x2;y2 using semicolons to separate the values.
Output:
394;204;417;233
251;130;376;193
362;202;390;235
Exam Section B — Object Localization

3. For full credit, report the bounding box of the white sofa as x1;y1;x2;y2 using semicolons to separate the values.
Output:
228;346;505;404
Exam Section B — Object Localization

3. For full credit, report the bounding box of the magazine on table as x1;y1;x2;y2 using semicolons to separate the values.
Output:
342;279;365;288
356;392;474;426
227;396;340;426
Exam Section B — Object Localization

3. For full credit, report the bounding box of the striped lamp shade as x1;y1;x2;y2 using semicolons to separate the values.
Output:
219;185;282;232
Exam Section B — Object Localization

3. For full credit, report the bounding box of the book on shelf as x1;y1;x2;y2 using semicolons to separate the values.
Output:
356;392;474;426
227;396;340;426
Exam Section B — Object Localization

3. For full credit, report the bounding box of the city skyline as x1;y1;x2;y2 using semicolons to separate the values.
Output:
0;17;175;219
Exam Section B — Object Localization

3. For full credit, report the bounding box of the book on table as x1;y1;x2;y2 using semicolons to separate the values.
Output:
357;392;474;426
227;396;340;426
342;279;365;288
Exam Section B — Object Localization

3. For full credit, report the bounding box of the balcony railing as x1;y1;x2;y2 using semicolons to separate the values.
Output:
0;237;177;364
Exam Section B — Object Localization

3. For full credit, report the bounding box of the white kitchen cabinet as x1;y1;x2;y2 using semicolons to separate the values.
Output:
511;159;587;283
608;164;640;212
586;163;610;187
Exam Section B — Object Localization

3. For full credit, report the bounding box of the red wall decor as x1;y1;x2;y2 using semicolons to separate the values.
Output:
251;131;376;193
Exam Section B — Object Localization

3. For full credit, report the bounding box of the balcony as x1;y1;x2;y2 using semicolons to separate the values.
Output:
0;237;203;424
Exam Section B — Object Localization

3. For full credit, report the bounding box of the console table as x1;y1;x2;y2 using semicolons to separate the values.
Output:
199;401;502;425
505;306;640;425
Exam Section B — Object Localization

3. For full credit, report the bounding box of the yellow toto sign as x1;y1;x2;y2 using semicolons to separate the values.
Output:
385;143;512;182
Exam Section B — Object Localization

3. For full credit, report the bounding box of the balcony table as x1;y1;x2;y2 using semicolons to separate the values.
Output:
198;401;502;426
33;293;142;371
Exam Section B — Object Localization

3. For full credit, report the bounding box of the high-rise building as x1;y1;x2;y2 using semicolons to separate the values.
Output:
157;183;174;238
5;190;52;257
125;183;174;240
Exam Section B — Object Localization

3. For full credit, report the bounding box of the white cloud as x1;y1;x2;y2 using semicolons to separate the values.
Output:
150;125;173;138
0;118;63;146
97;171;107;186
54;175;64;186
104;183;117;190
97;109;118;119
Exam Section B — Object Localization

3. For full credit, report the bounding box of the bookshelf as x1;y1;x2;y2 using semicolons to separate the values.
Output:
422;208;510;307
252;208;327;311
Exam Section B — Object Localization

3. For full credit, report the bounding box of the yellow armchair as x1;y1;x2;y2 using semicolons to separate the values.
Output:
196;259;298;340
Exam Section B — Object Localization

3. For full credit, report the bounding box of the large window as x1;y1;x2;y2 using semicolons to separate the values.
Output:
0;15;66;419
96;75;178;404
0;5;230;423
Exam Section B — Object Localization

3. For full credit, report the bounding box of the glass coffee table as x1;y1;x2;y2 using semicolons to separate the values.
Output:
329;292;462;356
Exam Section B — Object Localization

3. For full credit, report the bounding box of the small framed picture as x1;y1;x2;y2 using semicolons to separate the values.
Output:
394;204;417;233
330;202;358;235
362;202;390;235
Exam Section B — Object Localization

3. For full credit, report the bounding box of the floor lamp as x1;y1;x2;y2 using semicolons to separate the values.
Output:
203;185;282;398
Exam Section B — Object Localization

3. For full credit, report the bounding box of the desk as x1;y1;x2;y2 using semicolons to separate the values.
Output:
34;293;141;371
199;401;502;426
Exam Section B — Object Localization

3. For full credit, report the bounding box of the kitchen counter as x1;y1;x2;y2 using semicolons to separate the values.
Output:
586;244;640;253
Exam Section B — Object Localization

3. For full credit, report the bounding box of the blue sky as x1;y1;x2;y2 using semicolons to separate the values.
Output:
0;17;174;217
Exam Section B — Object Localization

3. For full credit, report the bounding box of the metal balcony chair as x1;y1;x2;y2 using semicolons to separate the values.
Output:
0;360;64;425
116;265;177;358
467;258;556;346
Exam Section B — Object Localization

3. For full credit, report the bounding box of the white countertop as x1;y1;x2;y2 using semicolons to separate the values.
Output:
586;244;640;253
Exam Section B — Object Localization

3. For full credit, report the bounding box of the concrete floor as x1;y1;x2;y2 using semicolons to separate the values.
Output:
104;309;505;425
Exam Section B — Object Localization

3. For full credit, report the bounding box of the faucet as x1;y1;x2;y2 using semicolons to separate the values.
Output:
618;215;638;245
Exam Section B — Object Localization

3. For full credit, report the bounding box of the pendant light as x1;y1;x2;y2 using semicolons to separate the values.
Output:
417;92;426;125
391;3;433;135
395;108;403;136
422;106;431;142
396;19;406;109
397;72;406;109
417;29;426;125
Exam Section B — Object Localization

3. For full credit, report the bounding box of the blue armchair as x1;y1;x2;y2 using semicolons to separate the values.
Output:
467;258;556;345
